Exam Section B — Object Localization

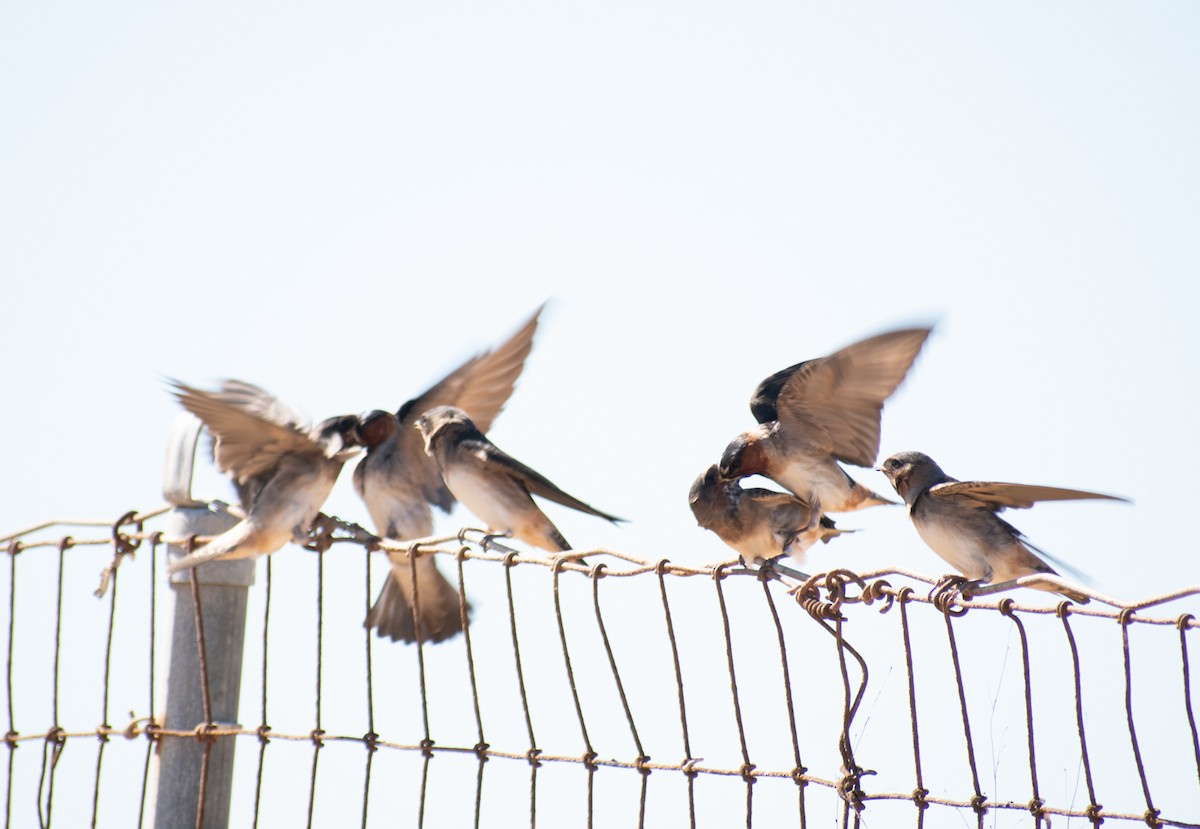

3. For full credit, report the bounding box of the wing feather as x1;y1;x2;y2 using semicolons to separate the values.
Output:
471;440;622;523
929;480;1129;511
169;379;317;484
393;305;543;511
760;328;932;467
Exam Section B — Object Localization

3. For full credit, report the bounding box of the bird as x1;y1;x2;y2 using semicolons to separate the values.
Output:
878;451;1128;603
351;306;543;644
688;464;850;571
415;405;622;552
167;380;362;574
719;327;932;513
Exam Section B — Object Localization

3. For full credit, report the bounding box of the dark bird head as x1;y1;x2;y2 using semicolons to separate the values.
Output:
312;414;364;458
718;429;769;480
414;405;478;450
352;409;398;450
878;451;946;504
688;464;735;527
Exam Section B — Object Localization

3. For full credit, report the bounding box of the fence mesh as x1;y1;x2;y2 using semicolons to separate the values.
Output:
1;508;1197;827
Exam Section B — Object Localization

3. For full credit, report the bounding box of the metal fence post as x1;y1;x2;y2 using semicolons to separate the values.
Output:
149;414;255;828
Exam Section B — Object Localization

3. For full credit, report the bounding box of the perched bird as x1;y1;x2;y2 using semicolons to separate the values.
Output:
878;451;1128;602
415;406;621;551
167;380;361;573
352;306;543;643
688;464;849;569
719;327;932;513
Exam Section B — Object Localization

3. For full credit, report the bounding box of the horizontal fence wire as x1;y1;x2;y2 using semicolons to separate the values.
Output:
1;509;1198;828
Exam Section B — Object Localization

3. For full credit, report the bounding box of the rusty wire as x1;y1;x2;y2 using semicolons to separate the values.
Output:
1;513;1199;828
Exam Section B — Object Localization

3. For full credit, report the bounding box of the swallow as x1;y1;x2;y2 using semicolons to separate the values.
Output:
415;406;621;552
167;380;361;573
878;451;1129;603
719;327;932;513
688;464;850;569
352;306;542;643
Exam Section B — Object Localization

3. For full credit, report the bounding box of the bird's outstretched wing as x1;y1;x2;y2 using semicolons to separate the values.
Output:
169;379;319;484
466;440;623;523
755;327;932;467
929;480;1129;511
393;305;544;512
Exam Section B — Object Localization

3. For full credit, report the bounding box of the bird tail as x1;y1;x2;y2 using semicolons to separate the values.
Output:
818;517;857;544
365;554;470;644
168;521;263;573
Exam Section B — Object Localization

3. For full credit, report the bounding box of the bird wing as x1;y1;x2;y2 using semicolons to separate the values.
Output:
169;379;319;484
929;480;1129;511
393;305;544;512
758;327;931;467
745;490;817;535
468;440;623;523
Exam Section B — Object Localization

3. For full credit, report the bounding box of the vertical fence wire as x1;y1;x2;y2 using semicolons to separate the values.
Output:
252;556;272;829
1179;615;1200;786
501;554;539;828
998;600;1042;826
1119;610;1159;826
711;570;755;829
454;548;488;829
760;576;808;827
1058;606;1102;826
896;590;927;826
5;543;19;829
136;534;160;829
37;538;71;829
90;559;119;828
941;611;984;829
655;562;696;829
187;563;215;829
360;549;376;829
306;550;326;829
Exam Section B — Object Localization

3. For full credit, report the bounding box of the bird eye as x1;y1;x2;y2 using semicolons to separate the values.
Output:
888;458;903;469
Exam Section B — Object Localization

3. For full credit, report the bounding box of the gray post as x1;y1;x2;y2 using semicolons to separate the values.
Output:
149;413;255;828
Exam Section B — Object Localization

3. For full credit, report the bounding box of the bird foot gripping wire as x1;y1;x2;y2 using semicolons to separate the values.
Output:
929;575;971;616
299;514;378;553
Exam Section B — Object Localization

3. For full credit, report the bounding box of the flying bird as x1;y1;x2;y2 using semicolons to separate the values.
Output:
719;327;932;513
352;306;543;644
878;451;1128;603
167;380;361;574
415;406;621;552
688;464;849;569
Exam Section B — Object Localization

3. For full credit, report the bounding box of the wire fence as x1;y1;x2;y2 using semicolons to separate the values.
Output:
1;508;1198;828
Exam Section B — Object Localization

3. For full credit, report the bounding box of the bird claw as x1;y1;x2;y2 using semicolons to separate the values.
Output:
929;575;971;615
299;513;338;552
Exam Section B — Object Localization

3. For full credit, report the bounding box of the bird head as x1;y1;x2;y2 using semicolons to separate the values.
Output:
352;409;398;450
414;405;476;451
718;430;768;479
878;451;944;502
312;414;364;459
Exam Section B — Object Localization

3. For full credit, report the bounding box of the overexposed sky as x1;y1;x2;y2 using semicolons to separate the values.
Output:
2;2;1198;826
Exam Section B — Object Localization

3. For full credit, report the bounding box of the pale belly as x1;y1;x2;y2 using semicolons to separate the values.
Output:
443;467;520;533
362;478;434;540
252;464;339;541
775;459;857;513
913;515;991;580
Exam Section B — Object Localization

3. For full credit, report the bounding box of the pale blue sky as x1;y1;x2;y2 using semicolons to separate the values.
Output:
2;2;1198;826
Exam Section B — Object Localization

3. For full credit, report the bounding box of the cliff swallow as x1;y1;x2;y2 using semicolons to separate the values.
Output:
352;306;542;643
879;451;1129;602
415;406;621;551
719;327;932;512
688;464;849;569
167;380;361;573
